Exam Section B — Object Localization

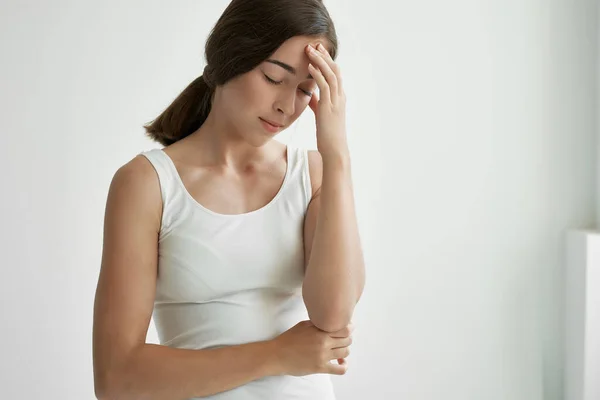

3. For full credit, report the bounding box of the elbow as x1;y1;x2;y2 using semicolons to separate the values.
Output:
302;286;358;333
93;343;140;399
94;367;125;400
307;306;354;333
94;370;112;400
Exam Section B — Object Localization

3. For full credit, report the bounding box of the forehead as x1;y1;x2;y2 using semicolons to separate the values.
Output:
270;35;330;60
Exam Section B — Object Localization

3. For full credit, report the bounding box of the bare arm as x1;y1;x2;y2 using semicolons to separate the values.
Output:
96;341;279;400
92;156;281;400
302;150;366;333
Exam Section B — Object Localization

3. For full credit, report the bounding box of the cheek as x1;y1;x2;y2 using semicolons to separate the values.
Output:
245;72;273;99
227;72;269;108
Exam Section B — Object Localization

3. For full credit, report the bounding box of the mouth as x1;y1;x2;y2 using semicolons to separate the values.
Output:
259;117;284;133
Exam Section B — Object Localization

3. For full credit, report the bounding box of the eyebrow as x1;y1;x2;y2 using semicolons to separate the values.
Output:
266;59;313;79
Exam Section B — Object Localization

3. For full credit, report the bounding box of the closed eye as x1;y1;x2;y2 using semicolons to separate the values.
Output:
263;74;313;97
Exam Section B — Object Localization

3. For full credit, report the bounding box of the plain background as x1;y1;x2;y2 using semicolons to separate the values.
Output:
1;0;598;399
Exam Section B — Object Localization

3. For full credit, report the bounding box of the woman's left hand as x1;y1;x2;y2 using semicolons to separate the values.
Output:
306;43;348;159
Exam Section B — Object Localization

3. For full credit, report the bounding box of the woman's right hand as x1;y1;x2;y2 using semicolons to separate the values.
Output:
270;320;354;376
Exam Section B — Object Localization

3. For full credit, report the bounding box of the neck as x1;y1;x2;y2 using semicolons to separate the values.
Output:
186;93;280;171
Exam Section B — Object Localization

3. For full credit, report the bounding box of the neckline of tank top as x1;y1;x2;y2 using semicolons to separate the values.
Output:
156;145;292;218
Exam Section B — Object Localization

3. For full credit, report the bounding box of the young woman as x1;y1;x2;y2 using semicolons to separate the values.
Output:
92;0;365;399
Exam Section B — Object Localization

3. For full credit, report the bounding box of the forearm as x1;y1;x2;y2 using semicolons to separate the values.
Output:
303;153;365;332
99;341;280;400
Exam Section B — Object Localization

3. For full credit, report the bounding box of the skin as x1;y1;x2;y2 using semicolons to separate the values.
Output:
157;35;364;331
92;35;365;399
156;36;325;216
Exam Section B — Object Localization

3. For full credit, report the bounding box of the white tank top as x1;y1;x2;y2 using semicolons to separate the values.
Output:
140;145;337;400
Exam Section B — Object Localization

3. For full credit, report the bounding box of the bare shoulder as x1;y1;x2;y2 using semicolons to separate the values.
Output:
306;150;323;198
105;154;163;235
112;153;161;188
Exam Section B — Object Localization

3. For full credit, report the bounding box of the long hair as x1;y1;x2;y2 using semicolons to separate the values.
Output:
144;0;338;146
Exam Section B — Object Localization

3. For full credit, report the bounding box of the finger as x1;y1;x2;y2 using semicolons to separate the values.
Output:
316;43;343;96
307;47;338;101
308;88;319;114
306;46;335;102
308;63;330;105
328;322;354;338
331;346;351;360
325;358;349;375
331;335;353;349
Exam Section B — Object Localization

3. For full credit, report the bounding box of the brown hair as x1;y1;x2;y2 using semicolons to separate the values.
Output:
144;0;338;146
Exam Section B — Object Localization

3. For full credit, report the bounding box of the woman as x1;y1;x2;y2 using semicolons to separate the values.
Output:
92;0;365;399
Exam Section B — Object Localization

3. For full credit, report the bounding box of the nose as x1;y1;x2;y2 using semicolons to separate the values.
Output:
274;90;296;116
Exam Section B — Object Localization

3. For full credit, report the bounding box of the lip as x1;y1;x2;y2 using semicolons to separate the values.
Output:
259;118;284;132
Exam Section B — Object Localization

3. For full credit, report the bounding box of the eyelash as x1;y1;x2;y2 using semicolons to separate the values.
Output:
264;74;313;97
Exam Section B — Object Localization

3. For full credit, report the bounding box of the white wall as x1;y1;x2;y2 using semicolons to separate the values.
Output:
0;1;597;399
598;0;600;228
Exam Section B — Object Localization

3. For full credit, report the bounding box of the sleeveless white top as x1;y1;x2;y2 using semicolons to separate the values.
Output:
140;145;337;400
